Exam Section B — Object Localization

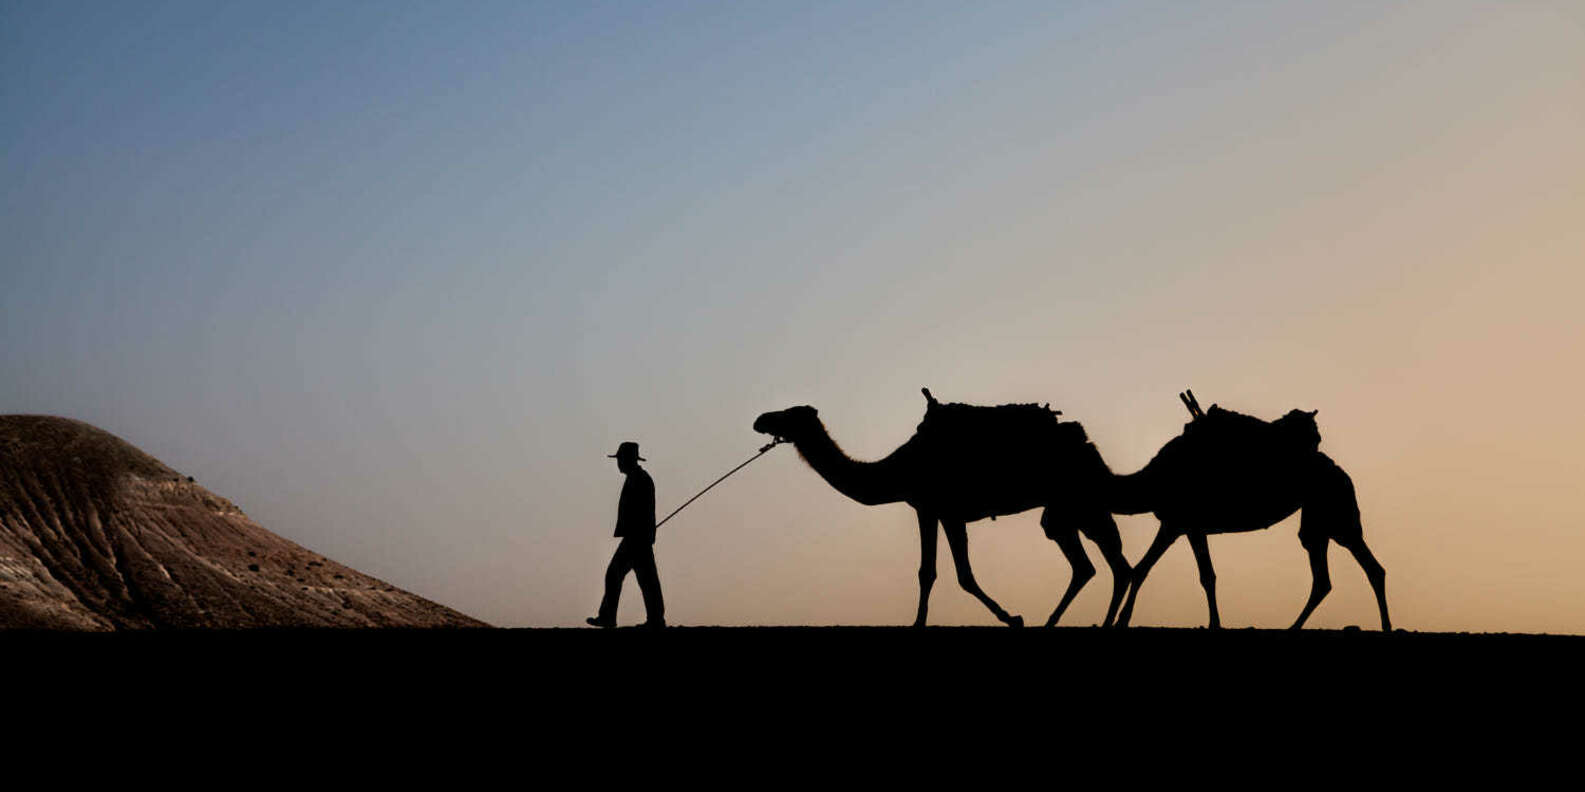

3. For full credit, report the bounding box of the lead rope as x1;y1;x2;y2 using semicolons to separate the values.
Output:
653;438;786;530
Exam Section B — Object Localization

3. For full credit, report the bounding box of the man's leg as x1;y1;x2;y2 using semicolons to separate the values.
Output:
632;541;665;626
594;541;636;624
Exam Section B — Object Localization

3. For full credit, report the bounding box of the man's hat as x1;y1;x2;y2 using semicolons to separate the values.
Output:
607;441;645;461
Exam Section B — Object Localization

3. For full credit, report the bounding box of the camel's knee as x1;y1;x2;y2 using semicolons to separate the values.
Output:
1071;563;1096;589
918;568;936;587
1358;552;1385;579
1365;564;1386;587
1071;557;1096;583
955;570;980;592
1345;543;1387;582
1198;569;1216;589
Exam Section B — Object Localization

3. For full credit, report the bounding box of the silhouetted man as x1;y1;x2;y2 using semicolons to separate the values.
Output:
587;441;665;628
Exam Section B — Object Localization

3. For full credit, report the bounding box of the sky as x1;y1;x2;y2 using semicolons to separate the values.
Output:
3;1;1583;632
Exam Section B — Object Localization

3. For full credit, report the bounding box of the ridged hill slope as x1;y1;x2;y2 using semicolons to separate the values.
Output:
0;415;485;629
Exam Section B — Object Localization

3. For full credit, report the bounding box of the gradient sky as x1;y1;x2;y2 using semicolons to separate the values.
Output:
4;1;1583;631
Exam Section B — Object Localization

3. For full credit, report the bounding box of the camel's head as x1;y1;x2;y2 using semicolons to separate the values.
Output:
1276;408;1322;451
753;406;820;443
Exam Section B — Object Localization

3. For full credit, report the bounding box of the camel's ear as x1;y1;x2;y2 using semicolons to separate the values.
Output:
1308;409;1318;417
922;387;937;407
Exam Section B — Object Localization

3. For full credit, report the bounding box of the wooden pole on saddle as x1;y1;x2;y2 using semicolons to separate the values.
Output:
1179;389;1205;419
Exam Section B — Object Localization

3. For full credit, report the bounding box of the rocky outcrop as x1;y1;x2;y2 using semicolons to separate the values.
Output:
0;415;486;629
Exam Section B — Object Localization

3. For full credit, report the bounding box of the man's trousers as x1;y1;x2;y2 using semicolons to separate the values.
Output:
597;537;664;624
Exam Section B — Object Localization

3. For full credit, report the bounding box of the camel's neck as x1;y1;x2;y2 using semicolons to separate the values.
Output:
1107;467;1157;515
1068;437;1156;515
791;423;911;507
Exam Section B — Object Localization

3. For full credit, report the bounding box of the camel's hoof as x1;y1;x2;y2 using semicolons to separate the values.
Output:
1006;615;1024;628
911;620;927;629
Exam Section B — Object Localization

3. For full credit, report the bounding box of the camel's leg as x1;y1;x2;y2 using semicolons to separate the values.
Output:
1186;528;1219;629
942;518;1022;627
1309;454;1390;631
1290;536;1332;630
913;509;938;628
1041;516;1094;628
1076;512;1130;627
1116;522;1180;627
1338;536;1391;631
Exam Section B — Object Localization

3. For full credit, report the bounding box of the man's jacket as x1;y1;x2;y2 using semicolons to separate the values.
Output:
614;467;657;543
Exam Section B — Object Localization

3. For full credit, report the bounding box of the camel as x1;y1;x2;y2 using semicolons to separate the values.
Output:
752;389;1132;628
1110;392;1392;631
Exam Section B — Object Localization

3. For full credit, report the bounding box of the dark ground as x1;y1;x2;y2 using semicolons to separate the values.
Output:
8;626;1581;768
12;626;1583;705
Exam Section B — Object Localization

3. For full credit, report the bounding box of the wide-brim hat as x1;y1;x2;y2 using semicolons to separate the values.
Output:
607;441;645;461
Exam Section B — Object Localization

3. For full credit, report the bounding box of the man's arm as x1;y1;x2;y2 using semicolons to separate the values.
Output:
636;471;656;532
644;473;656;530
615;472;657;535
